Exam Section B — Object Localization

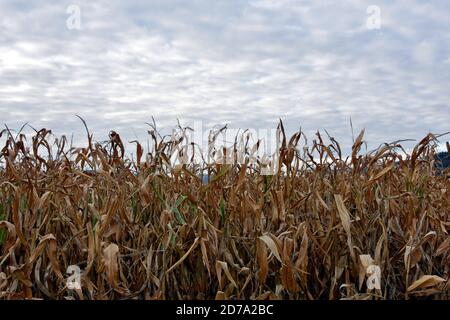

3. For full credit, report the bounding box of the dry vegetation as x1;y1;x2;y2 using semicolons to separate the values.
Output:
0;121;449;300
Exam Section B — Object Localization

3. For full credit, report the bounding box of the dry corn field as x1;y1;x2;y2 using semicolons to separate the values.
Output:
0;121;449;300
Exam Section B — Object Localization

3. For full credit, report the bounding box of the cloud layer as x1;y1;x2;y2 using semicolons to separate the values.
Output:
0;0;449;152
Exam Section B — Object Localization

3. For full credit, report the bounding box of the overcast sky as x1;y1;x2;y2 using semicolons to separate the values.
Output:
0;0;449;152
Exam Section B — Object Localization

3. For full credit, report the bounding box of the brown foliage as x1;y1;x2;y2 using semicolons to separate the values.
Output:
0;122;449;300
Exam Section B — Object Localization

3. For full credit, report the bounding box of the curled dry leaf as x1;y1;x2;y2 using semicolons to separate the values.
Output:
166;237;200;274
368;163;394;182
215;260;238;290
334;194;356;263
407;275;446;293
404;245;422;270
258;234;282;264
256;237;268;285
295;225;309;285
29;234;64;282
102;243;120;288
435;238;450;257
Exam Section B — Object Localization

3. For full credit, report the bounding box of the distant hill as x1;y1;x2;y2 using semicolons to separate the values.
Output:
435;152;450;170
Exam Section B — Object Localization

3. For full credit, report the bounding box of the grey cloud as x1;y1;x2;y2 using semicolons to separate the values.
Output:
0;0;449;155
